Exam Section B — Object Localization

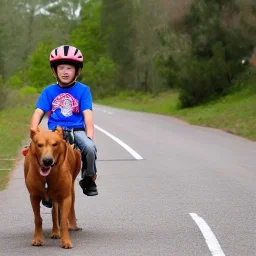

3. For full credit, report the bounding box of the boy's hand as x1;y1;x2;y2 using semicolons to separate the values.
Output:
30;108;44;138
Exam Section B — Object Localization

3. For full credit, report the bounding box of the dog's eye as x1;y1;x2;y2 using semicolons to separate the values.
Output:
37;144;43;148
52;143;58;147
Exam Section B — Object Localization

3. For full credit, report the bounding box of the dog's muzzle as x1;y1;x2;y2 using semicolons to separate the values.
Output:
40;157;55;177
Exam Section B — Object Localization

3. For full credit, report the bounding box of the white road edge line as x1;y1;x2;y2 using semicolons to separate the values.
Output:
103;110;113;115
94;107;113;115
94;124;143;160
190;213;225;256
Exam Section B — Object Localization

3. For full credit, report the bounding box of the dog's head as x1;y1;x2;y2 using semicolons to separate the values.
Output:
30;126;65;177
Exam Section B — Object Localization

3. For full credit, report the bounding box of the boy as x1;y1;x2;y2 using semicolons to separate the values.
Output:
30;45;98;200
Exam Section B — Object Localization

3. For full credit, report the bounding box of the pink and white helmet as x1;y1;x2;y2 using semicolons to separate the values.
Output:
49;45;83;68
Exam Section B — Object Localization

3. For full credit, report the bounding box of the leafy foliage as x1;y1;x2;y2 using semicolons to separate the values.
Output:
159;0;256;107
7;74;24;89
1;0;256;109
178;43;233;107
101;0;136;87
81;57;117;98
26;42;55;89
71;0;106;62
19;86;38;96
70;0;117;97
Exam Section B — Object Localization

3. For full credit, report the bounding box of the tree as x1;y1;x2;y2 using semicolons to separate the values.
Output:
101;0;135;88
160;0;256;107
132;0;170;93
71;0;106;62
1;0;82;83
70;0;117;98
26;42;55;90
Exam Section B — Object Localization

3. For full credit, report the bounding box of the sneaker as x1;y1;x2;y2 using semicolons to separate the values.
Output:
40;201;52;214
79;177;98;196
41;199;53;208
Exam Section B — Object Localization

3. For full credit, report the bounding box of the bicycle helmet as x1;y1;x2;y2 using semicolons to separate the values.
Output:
49;45;83;69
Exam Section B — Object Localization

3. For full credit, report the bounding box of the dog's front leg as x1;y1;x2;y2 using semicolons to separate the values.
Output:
30;195;43;246
51;202;61;239
68;184;82;231
59;196;73;249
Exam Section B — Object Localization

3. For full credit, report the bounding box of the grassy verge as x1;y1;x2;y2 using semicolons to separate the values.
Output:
0;94;37;190
96;84;256;141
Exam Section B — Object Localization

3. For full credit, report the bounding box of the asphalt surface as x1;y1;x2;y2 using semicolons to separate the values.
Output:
0;104;255;256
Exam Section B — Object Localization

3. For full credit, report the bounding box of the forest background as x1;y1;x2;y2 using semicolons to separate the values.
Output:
0;0;256;187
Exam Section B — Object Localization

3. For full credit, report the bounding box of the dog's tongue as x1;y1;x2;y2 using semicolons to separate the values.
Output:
40;167;51;177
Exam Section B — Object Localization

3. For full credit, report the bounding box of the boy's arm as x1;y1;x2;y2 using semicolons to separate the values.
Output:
30;108;45;133
83;109;94;140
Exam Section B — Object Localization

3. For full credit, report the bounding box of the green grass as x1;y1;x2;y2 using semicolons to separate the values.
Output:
96;85;256;141
0;94;37;190
176;88;256;139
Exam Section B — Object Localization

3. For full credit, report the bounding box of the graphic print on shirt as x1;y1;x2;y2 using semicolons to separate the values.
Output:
52;93;79;117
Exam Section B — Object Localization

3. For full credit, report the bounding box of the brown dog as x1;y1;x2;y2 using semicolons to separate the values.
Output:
24;126;81;248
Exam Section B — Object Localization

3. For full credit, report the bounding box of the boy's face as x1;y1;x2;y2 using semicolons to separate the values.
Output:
56;64;76;86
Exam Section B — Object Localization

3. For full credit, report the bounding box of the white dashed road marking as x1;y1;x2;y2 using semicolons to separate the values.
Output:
94;124;143;160
190;213;225;256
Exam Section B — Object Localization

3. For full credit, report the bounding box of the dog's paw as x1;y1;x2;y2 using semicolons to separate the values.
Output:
68;226;82;231
51;232;61;239
61;240;73;249
32;238;43;246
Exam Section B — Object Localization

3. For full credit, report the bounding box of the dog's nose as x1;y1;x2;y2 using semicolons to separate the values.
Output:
42;157;53;167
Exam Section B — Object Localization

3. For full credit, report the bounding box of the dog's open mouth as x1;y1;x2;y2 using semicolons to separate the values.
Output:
40;166;52;177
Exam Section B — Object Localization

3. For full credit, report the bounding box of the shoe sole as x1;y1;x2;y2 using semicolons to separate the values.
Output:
42;200;53;208
83;190;98;196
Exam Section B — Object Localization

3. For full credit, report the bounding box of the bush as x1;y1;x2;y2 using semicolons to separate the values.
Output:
19;86;38;96
178;43;235;108
231;66;256;94
26;42;55;90
81;57;117;99
7;74;23;89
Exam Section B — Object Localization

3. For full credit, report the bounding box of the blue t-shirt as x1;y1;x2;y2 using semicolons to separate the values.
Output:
36;82;92;130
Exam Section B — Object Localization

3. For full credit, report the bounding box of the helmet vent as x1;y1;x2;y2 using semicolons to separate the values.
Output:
55;48;58;56
64;45;69;56
74;48;78;55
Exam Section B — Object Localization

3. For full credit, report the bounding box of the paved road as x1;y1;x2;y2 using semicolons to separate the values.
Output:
0;104;255;256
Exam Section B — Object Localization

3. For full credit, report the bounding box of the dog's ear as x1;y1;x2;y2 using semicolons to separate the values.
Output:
54;126;63;138
30;128;37;139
